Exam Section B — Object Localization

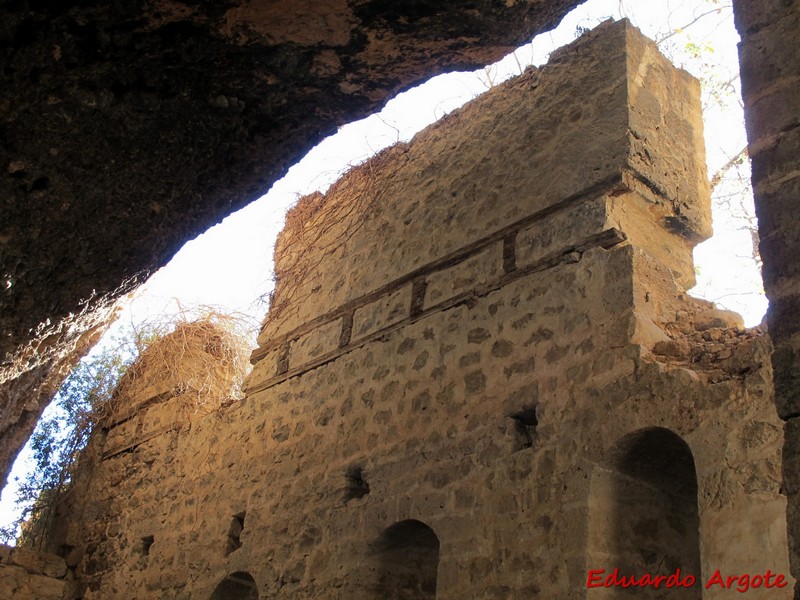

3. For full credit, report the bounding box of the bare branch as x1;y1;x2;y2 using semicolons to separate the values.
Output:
655;5;732;46
710;145;748;191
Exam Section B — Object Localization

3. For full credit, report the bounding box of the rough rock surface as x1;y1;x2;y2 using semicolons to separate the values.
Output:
0;0;581;489
0;544;68;600
733;0;800;592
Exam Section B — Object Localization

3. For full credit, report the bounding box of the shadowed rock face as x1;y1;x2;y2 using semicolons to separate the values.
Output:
0;1;581;487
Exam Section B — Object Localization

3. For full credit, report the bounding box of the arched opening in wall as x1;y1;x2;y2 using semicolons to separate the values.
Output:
210;571;259;600
368;519;440;599
590;427;700;597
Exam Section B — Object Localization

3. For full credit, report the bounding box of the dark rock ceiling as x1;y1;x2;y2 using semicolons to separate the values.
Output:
0;0;581;486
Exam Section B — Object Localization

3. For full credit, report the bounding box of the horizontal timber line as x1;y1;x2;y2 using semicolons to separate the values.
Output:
100;223;626;445
245;227;627;396
251;171;644;364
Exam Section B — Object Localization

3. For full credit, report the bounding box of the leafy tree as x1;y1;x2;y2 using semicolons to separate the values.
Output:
0;334;136;546
0;309;253;547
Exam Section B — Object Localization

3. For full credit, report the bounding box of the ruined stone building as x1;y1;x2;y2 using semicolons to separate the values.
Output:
2;1;800;599
1;17;796;599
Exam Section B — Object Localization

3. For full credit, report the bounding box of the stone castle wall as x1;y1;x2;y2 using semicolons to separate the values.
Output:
42;20;791;599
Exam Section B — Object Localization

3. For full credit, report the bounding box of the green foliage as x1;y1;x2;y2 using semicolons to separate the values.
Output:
684;41;715;60
0;311;253;547
0;335;136;546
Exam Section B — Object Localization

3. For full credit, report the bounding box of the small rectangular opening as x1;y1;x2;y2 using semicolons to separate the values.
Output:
141;535;154;557
345;465;370;502
225;512;246;556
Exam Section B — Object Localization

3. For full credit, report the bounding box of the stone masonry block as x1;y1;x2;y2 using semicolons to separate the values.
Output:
623;24;711;241
103;416;139;457
244;346;283;391
28;573;67;599
738;7;800;97
123;379;175;415
608;190;699;290
516;196;608;269
751;125;800;189
8;548;66;579
774;344;800;418
289;317;343;368
760;224;800;293
139;397;184;438
743;78;800;144
352;285;410;342
753;170;800;235
770;291;800;339
424;242;504;307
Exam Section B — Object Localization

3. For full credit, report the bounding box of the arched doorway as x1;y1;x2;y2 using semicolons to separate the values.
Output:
210;571;259;600
590;427;701;597
369;519;440;599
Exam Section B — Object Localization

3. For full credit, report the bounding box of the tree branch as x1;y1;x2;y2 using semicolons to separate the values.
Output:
710;145;748;191
656;5;732;46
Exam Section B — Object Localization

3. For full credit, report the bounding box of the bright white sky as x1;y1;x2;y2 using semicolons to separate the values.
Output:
115;0;762;330
0;0;764;535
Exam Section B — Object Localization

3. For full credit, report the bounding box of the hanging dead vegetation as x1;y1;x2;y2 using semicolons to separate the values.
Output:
266;143;412;331
2;309;256;547
104;311;255;423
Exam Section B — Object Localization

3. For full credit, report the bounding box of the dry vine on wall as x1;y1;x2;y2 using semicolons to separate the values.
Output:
1;310;255;548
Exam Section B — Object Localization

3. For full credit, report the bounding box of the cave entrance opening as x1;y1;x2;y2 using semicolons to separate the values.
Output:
0;0;760;552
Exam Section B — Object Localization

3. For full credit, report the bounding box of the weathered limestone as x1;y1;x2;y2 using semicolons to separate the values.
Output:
41;20;791;600
0;545;68;600
734;0;800;593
